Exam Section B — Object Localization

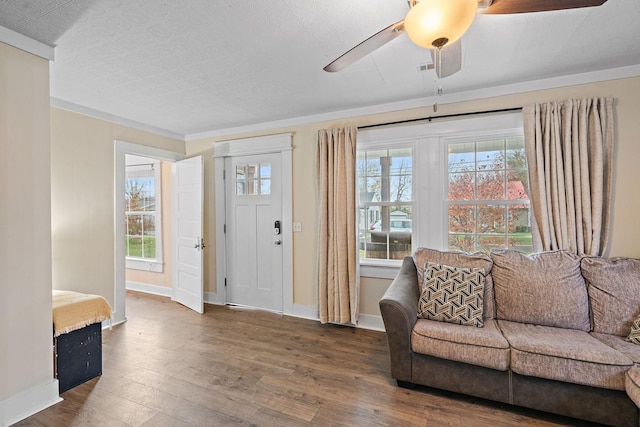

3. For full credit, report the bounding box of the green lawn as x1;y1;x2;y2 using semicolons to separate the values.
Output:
126;236;156;258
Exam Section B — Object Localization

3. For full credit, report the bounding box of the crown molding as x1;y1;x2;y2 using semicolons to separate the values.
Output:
185;63;640;142
45;63;640;143
50;97;184;141
0;25;54;61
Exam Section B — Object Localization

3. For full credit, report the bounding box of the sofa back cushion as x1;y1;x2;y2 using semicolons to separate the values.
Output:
582;256;640;336
413;248;495;319
491;249;590;331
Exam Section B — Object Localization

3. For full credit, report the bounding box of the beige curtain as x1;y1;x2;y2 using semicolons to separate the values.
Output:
316;127;359;324
523;98;614;256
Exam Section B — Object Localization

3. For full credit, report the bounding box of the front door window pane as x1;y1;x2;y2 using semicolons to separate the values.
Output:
235;162;271;195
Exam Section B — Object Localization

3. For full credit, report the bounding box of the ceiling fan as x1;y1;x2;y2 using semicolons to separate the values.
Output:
323;0;608;77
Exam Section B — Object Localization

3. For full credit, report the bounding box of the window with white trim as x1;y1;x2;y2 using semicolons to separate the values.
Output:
447;137;531;253
357;113;531;277
358;147;414;261
125;155;163;272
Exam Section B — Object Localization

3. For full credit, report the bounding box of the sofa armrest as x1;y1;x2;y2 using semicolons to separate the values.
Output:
379;256;420;383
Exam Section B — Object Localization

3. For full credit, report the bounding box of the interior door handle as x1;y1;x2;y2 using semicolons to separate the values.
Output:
194;237;206;250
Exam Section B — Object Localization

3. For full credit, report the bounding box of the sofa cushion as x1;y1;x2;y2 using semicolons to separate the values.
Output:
413;248;495;319
592;332;640;365
412;318;510;371
491;249;590;331
417;262;485;327
625;368;640;408
582;256;640;336
498;320;632;390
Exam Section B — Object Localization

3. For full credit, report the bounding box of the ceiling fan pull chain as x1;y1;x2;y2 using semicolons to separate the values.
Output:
433;46;444;112
433;78;438;112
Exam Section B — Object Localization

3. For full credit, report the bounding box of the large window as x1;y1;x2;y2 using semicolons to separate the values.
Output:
125;155;163;272
357;112;530;275
447;137;531;253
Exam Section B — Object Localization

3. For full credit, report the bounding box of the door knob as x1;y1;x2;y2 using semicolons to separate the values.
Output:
194;237;206;250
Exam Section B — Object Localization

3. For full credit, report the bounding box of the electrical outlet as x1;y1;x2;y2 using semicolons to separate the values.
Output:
293;222;302;232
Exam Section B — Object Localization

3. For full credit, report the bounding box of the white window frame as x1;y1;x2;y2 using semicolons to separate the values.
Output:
357;141;417;272
125;155;163;273
357;112;524;279
444;134;531;253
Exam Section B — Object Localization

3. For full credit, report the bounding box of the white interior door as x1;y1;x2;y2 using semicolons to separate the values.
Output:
226;153;283;311
172;155;204;313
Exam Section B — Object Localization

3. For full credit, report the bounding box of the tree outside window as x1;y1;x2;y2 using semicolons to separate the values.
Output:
447;137;532;253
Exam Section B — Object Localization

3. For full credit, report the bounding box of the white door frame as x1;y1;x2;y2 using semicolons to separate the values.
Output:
114;140;184;325
212;133;293;314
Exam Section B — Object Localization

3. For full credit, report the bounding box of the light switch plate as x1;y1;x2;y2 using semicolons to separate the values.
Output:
293;222;302;232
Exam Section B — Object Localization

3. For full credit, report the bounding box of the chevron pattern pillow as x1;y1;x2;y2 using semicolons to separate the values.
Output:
417;262;486;327
628;316;640;344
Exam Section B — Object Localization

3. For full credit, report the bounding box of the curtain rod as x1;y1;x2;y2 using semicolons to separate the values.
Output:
357;107;523;130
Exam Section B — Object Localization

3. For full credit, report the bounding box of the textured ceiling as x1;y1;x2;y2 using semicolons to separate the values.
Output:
1;0;639;139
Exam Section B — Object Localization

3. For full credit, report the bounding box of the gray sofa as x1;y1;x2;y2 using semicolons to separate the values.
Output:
379;248;640;427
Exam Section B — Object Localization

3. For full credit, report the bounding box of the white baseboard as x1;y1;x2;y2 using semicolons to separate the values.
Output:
204;291;225;305
121;289;385;333
125;284;226;307
357;314;385;332
287;304;384;332
290;303;318;320
126;281;172;297
0;379;61;426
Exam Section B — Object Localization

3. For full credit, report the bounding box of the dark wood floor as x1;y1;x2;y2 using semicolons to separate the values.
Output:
15;291;599;426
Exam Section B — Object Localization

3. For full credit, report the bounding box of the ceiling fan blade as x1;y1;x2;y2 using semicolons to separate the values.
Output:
323;19;405;72
429;39;462;78
483;0;607;14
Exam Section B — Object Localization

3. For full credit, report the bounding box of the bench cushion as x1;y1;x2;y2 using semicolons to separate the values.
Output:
499;320;632;390
412;318;510;371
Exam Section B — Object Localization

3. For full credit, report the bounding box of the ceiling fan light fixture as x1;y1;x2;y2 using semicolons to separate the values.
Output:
404;0;478;49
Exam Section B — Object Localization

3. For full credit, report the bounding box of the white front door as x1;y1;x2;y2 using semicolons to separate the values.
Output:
226;153;283;312
172;156;204;313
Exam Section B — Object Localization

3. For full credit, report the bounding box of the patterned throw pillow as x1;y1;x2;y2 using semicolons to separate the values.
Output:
417;262;485;327
628;316;640;344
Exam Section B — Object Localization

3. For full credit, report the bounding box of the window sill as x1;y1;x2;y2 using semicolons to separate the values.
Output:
360;261;402;279
126;258;164;273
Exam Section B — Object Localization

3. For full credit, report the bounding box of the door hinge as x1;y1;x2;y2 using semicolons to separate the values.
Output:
223;169;226;180
224;278;227;287
223;224;226;234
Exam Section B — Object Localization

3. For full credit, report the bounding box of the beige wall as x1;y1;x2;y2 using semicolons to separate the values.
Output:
46;76;640;319
0;43;57;409
186;77;640;316
125;161;173;288
50;108;184;307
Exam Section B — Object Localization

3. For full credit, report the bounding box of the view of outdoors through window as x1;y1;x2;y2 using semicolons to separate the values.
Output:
447;137;532;253
358;147;413;260
125;165;157;260
236;162;271;195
